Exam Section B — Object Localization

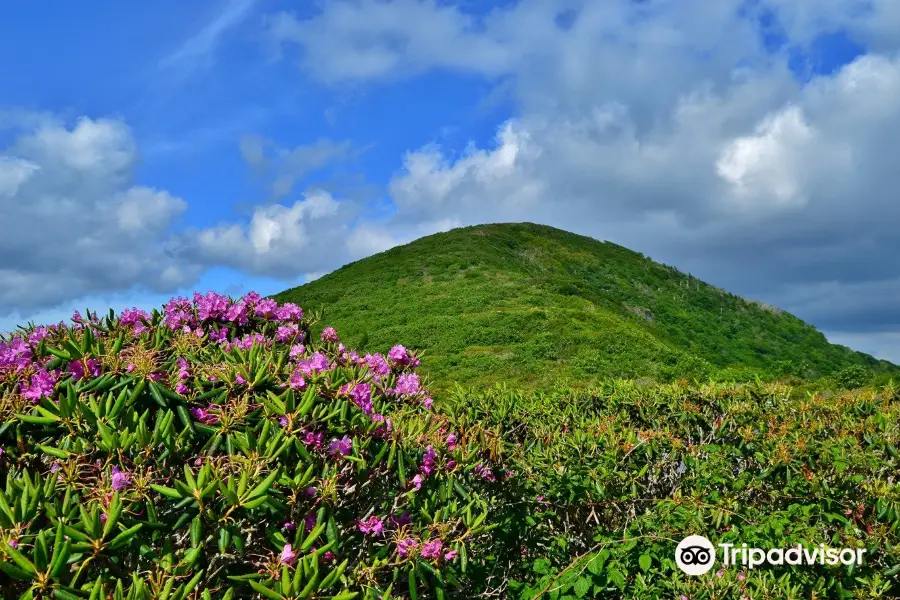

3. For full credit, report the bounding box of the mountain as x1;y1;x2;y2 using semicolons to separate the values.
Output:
273;223;896;390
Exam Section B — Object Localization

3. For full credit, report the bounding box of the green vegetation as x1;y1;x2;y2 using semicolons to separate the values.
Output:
3;224;899;598
440;380;900;598
0;298;508;599
274;223;896;391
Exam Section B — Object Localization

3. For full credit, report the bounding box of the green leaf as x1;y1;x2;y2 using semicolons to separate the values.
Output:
247;581;284;600
244;468;279;502
108;523;143;550
3;543;36;574
0;561;32;580
150;485;183;499
573;576;591;598
18;414;60;425
639;553;652;573
586;552;607;576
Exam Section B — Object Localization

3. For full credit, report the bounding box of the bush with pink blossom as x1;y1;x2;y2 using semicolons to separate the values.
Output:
0;292;510;599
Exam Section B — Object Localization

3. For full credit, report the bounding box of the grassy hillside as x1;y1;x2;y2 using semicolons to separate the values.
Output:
274;222;896;390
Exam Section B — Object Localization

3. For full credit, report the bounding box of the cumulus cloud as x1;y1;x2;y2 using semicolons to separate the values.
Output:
0;117;199;314
185;190;352;276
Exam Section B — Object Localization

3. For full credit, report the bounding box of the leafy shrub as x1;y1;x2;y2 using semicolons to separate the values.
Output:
0;293;507;599
442;381;900;598
835;364;871;389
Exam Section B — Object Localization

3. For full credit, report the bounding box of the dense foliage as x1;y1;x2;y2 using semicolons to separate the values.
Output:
3;289;899;599
440;381;900;599
0;294;510;599
274;223;897;391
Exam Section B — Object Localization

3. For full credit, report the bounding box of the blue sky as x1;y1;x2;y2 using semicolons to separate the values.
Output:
2;0;900;362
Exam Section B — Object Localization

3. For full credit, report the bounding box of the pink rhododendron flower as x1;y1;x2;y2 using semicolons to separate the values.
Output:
475;464;496;481
164;297;195;330
21;369;56;403
289;344;306;359
280;544;297;565
445;549;458;561
349;383;373;415
301;430;324;448
397;538;418;558
193;292;230;321
0;338;33;374
190;407;218;425
275;303;303;322
393;373;420;396
320;327;339;342
276;324;299;343
27;327;50;344
364;353;390;377
111;466;131;491
297;352;330;376
420;446;437;476
411;474;424;490
357;515;385;536
254;298;278;319
177;357;191;379
388;345;410;365
329;436;352;457
209;328;229;343
86;359;101;378
242;291;261;306
68;360;85;381
288;369;306;390
420;539;443;559
225;302;248;326
446;433;458;450
119;308;151;335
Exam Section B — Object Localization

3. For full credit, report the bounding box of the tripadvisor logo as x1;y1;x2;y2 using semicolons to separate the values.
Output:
675;535;867;575
675;536;716;575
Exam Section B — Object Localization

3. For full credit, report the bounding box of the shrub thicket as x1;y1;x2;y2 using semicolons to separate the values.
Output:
441;381;900;598
0;293;509;599
2;291;899;599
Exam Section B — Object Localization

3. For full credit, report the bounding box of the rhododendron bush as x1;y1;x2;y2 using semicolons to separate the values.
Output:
0;292;509;599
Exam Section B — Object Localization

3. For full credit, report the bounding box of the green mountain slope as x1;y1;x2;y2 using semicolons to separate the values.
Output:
274;222;896;390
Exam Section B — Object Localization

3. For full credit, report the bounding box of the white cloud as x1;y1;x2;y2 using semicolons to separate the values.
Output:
0;157;38;197
716;106;817;211
0;116;199;313
188;190;348;276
